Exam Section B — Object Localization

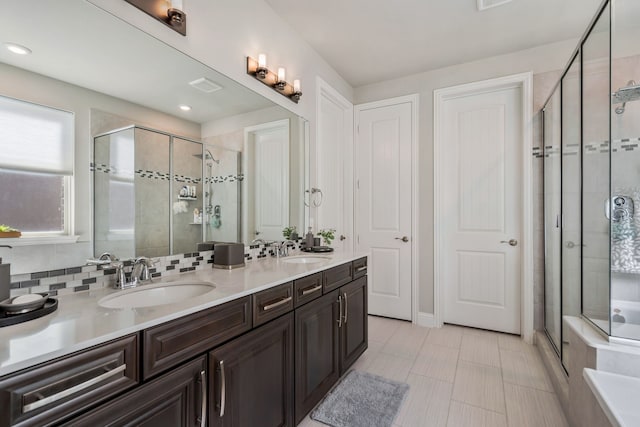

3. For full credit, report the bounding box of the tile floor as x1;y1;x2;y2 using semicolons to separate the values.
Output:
299;316;568;427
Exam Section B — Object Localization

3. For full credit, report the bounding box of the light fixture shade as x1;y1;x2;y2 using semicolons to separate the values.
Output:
293;79;301;93
258;54;267;69
277;67;286;82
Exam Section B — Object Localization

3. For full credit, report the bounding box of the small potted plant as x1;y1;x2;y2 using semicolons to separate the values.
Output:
282;226;298;240
0;225;21;238
317;228;336;246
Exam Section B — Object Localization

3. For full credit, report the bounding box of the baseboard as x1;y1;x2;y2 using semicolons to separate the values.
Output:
416;312;437;328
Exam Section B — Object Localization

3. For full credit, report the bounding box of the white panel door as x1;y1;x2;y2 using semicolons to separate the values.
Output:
441;85;522;334
253;125;289;241
316;83;353;252
356;101;413;320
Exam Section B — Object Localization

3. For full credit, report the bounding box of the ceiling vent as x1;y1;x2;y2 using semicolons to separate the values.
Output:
189;77;222;93
477;0;512;11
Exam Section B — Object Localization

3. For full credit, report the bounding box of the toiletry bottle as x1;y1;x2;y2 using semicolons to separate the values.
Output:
305;227;314;249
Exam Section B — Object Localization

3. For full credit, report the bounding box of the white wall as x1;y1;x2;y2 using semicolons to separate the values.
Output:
354;38;580;315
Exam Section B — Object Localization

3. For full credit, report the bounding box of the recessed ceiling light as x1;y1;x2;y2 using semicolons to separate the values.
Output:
179;105;192;111
4;42;32;55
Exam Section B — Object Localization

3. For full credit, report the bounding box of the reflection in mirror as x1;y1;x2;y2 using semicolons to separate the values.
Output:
0;0;308;274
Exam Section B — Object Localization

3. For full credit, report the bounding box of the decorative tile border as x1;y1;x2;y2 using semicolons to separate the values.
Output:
9;239;309;298
532;138;640;159
90;163;201;184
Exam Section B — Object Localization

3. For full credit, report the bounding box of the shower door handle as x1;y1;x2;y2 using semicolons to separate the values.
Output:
500;239;518;246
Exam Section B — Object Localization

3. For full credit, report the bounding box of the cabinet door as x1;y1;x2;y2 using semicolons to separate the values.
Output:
294;290;340;424
339;277;368;373
209;313;294;427
66;356;206;427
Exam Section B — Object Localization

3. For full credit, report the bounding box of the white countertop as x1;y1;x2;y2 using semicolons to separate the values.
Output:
0;252;367;377
583;368;640;427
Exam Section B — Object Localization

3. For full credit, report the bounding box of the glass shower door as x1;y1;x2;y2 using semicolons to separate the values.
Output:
544;87;562;354
582;4;611;335
562;53;582;367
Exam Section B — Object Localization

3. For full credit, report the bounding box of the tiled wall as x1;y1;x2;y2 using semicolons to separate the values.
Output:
8;240;307;298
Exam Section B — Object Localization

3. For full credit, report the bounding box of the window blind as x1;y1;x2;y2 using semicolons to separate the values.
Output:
0;95;74;175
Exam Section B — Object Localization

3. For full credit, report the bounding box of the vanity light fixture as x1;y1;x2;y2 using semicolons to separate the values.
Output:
124;0;187;36
246;55;303;104
179;104;191;111
4;43;32;55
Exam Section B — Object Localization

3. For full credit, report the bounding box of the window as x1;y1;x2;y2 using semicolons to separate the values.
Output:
0;95;74;235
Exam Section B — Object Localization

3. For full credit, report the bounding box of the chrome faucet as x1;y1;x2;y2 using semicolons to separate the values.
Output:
272;240;297;257
131;257;154;284
251;238;267;246
113;257;154;289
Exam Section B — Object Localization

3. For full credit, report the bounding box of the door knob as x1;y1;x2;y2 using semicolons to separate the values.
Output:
500;239;518;246
340;235;346;241
395;236;409;243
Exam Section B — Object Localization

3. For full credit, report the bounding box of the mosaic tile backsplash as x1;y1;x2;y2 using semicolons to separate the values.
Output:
8;241;306;298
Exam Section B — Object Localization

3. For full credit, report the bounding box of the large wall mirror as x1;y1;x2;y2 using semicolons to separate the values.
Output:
0;0;308;272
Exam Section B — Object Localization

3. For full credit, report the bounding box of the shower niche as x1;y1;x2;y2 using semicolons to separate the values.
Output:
542;0;640;370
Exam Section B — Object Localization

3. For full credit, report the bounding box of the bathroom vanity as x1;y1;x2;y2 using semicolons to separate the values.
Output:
0;254;368;426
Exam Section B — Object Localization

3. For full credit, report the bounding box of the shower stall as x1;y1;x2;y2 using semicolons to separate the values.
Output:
542;0;640;370
93;125;204;258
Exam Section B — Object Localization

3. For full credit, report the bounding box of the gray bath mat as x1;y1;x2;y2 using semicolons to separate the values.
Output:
310;370;409;427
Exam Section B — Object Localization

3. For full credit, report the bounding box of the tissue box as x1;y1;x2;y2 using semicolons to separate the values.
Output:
213;243;245;269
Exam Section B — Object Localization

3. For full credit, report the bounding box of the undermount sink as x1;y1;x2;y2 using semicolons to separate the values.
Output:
281;256;331;264
98;281;216;309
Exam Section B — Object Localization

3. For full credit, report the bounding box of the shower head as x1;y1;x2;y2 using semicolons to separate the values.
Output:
613;80;639;114
205;149;220;164
193;149;221;164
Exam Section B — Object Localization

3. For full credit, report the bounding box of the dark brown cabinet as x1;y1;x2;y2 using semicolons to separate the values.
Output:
294;290;341;424
66;356;206;427
294;273;368;424
339;276;368;372
209;313;294;427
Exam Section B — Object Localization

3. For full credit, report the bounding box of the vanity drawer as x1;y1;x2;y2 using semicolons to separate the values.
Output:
143;296;251;380
0;334;138;427
353;257;368;278
293;273;322;308
323;262;353;293
253;282;294;327
294;273;323;308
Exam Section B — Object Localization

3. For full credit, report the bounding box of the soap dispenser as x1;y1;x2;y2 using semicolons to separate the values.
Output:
305;227;315;249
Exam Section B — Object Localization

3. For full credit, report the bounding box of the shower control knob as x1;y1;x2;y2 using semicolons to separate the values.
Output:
500;239;518;247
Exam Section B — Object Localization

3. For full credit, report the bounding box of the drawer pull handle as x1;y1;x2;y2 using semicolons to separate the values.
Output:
262;296;292;311
301;285;322;296
337;295;343;328
22;364;126;413
219;360;226;417
355;266;367;273
199;370;207;427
